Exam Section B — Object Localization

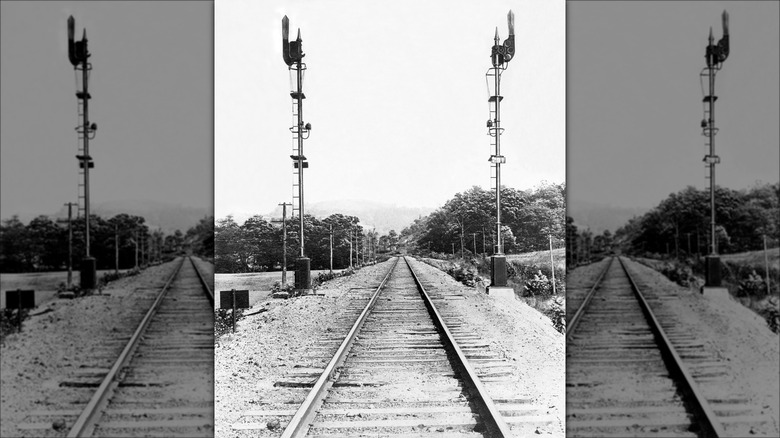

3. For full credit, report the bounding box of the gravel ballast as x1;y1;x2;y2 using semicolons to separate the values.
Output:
0;260;188;438
567;257;779;437
215;257;565;437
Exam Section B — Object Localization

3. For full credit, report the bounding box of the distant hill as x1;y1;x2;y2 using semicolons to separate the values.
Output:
263;200;434;235
48;200;210;233
567;200;648;234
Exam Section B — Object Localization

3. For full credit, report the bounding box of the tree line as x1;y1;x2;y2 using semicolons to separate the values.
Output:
0;214;214;272
400;183;566;257
615;183;778;257
215;213;400;273
566;182;778;267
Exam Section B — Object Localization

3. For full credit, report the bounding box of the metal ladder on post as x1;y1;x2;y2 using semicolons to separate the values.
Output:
290;97;301;218
486;68;504;188
700;68;719;183
74;65;89;218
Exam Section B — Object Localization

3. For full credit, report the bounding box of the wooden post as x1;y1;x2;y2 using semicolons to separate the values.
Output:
115;223;119;275
765;235;771;296
17;290;22;333
231;289;236;333
549;234;556;295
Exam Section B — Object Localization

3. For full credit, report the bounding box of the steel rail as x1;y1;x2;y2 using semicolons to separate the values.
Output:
403;257;512;438
189;256;214;306
67;256;187;438
280;257;400;438
617;256;725;438
566;256;613;340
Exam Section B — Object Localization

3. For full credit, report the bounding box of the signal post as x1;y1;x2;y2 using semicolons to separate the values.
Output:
485;11;516;298
282;16;312;293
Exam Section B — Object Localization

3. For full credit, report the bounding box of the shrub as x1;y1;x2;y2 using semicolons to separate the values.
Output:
0;308;29;343
215;308;244;338
761;299;780;334
312;268;356;289
546;296;566;334
737;270;767;298
525;270;553;297
98;267;141;287
271;281;295;294
446;265;482;287
658;261;697;288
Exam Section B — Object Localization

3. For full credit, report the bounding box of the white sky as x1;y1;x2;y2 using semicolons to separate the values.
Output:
567;1;779;209
215;0;566;220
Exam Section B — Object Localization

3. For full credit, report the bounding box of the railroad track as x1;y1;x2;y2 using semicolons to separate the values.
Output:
15;256;214;438
231;256;553;437
567;256;727;437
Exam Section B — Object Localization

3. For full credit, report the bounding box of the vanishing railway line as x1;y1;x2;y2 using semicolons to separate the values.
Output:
16;256;214;438
231;256;554;437
566;256;761;437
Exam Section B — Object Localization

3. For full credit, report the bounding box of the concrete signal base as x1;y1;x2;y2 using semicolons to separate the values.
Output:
487;286;515;299
701;286;730;298
294;257;312;295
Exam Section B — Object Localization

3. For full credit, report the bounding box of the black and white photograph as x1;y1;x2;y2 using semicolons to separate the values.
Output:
565;1;779;437
213;0;565;437
3;0;778;437
0;1;214;437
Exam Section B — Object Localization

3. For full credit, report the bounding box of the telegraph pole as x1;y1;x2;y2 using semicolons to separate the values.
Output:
67;16;97;290
276;202;291;285
486;10;515;296
686;233;692;256
114;223;119;275
700;11;730;291
329;223;333;274
348;228;353;269
549;234;556;295
460;229;464;260
282;16;312;292
64;202;76;289
482;228;486;258
764;235;771;296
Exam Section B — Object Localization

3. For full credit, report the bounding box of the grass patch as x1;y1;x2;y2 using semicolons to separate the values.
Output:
506;248;566;271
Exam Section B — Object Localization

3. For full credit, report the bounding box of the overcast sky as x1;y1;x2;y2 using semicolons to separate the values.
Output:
0;1;212;220
215;0;565;221
567;1;779;209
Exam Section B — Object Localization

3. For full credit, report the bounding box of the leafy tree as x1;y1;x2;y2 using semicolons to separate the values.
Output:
616;183;778;257
185;216;214;258
0;216;31;271
408;183;565;258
